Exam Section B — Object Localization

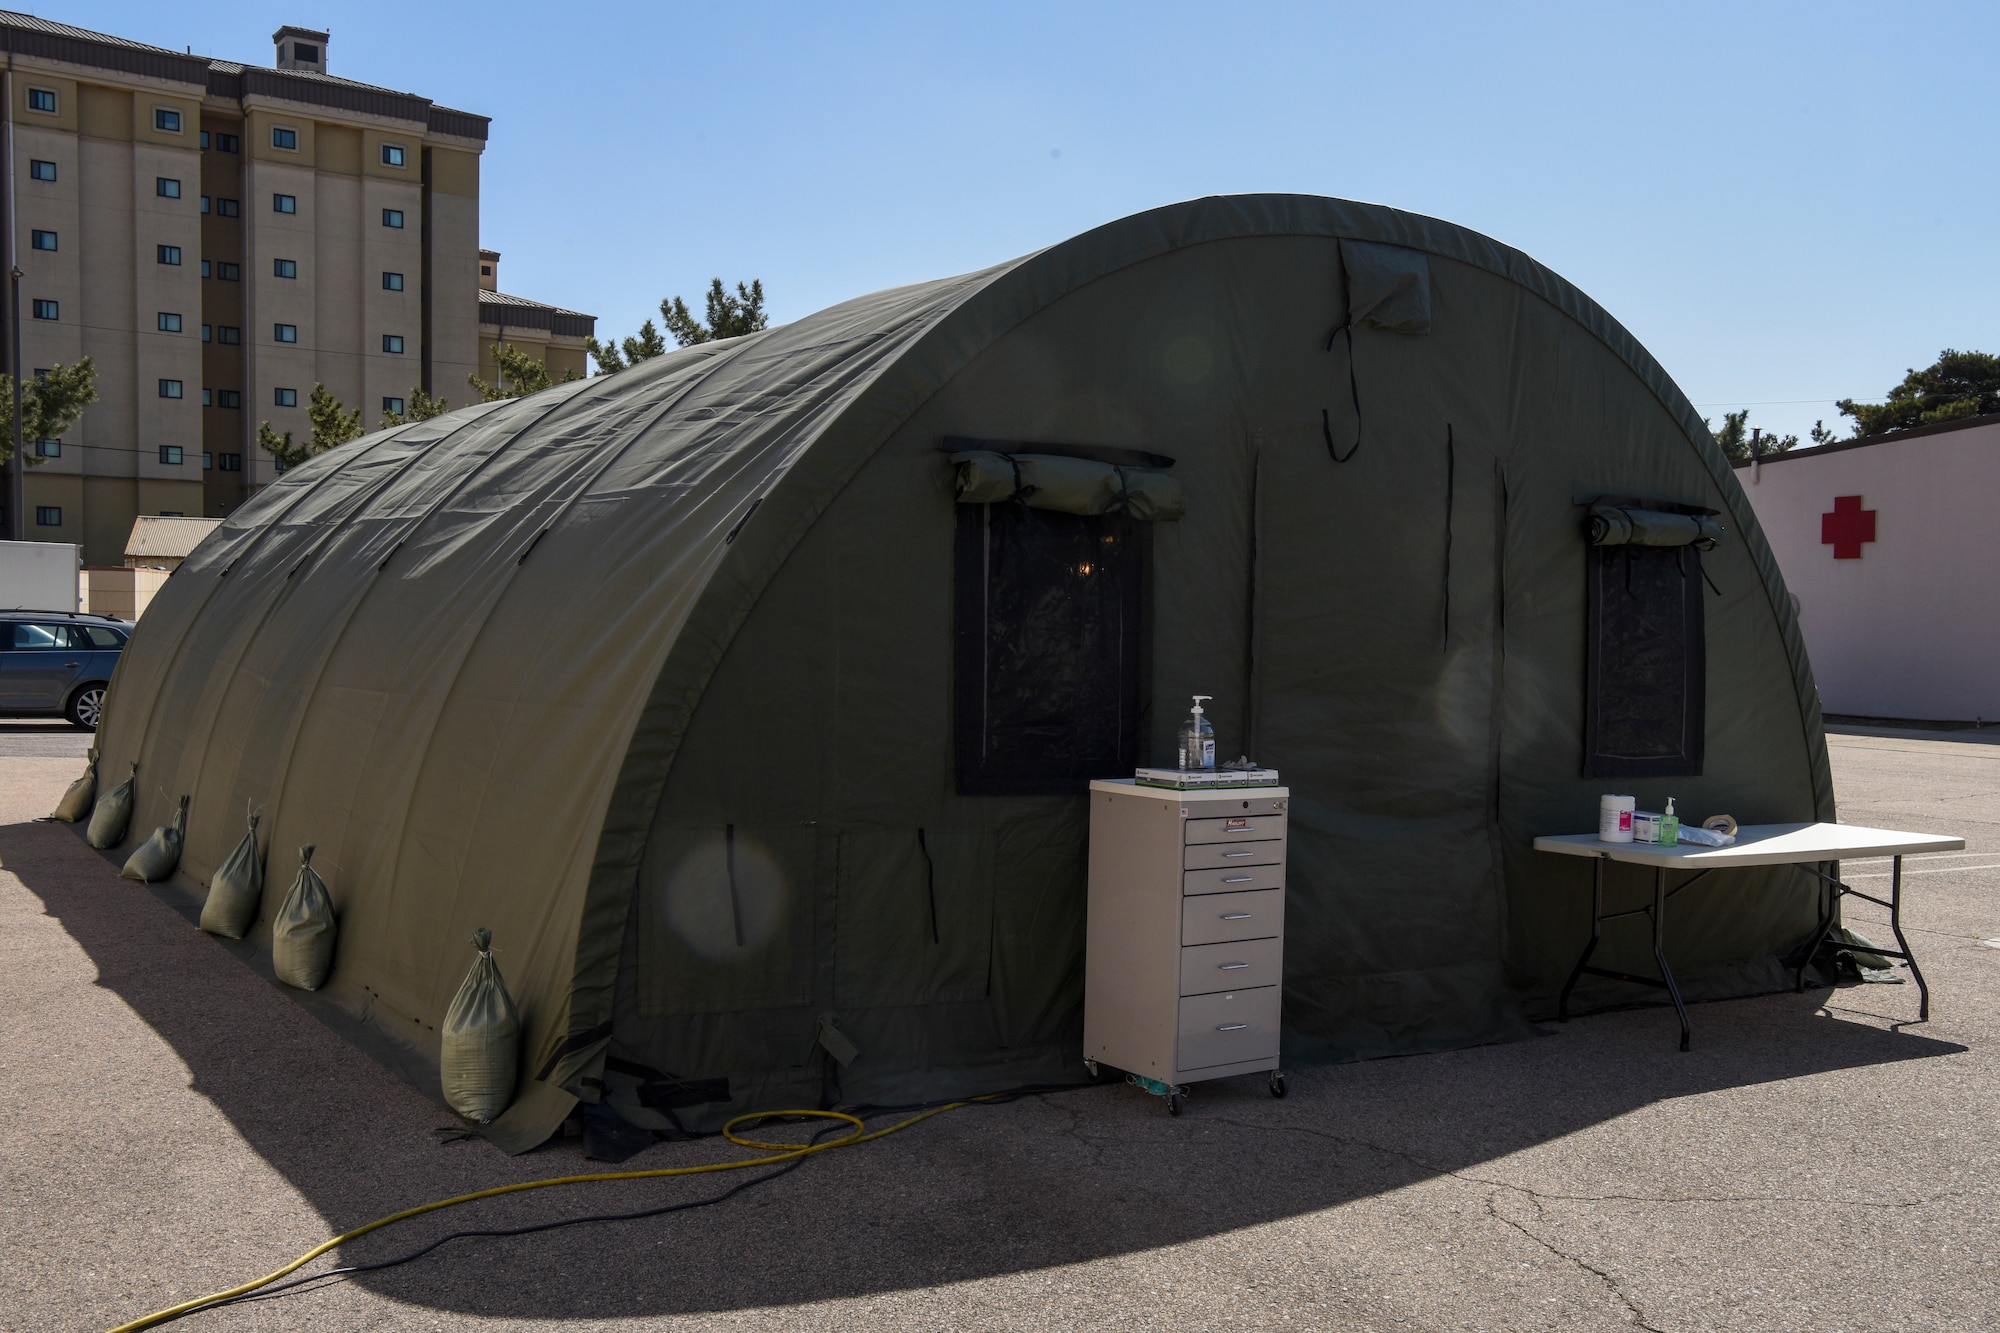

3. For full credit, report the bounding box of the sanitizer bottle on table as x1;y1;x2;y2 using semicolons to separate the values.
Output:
1177;695;1216;771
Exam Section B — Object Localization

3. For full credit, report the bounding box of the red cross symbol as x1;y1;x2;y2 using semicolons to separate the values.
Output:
1821;495;1876;559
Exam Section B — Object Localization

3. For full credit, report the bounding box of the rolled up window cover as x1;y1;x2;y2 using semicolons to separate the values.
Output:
951;451;1184;520
1587;503;1722;549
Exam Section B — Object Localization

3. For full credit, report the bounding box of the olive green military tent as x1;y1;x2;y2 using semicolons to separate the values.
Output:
94;194;1831;1152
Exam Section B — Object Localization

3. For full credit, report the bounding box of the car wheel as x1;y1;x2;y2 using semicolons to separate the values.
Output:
67;684;106;731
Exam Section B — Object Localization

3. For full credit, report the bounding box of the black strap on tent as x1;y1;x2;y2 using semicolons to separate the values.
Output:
725;823;745;948
1441;424;1455;649
917;827;939;945
1322;249;1362;464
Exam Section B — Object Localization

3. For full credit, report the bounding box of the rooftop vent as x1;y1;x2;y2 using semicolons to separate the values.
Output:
273;25;329;74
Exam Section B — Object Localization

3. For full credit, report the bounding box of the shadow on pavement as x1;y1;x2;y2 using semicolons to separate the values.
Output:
5;818;1967;1322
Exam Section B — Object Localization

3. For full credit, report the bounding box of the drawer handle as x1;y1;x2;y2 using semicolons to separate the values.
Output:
1221;850;1255;858
1222;876;1255;883
1218;962;1250;970
1220;912;1253;921
1216;1023;1250;1031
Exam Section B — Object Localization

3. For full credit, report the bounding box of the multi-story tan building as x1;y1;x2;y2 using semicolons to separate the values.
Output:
1;16;489;563
476;249;594;387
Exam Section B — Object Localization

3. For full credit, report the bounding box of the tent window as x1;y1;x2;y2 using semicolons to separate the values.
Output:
954;503;1145;795
1583;544;1705;777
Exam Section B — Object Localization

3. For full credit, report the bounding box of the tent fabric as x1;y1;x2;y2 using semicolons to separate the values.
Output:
950;451;1184;519
93;194;1834;1153
1587;504;1724;549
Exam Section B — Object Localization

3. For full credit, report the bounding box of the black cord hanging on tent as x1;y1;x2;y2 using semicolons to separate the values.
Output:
1441;424;1455;650
725;823;745;948
917;827;939;945
1322;249;1362;464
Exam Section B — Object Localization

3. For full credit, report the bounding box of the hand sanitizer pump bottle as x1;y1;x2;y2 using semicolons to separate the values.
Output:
1177;695;1216;771
1660;797;1679;847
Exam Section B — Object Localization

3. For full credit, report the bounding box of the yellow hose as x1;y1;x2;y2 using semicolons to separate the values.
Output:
108;1101;981;1332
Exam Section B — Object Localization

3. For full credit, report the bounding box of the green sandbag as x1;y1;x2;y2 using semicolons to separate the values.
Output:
271;844;338;991
49;747;98;823
121;794;189;883
201;806;264;939
86;764;138;849
441;927;520;1123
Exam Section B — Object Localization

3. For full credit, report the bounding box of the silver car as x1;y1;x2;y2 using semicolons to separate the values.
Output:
0;612;132;729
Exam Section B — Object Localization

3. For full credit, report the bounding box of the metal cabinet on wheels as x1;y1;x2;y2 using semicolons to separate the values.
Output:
1083;779;1290;1114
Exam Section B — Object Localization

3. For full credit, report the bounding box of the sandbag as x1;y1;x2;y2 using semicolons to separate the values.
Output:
271;844;338;991
441;927;520;1123
201;806;264;939
86;764;137;849
49;747;98;823
121;794;189;883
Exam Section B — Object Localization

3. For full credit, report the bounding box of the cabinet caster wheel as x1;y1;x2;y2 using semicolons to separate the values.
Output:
1083;1058;1100;1078
1167;1091;1184;1117
1268;1071;1287;1099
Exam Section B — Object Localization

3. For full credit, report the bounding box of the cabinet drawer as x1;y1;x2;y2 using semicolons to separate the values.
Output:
1183;864;1283;896
1183;839;1284;871
1176;987;1281;1071
1181;888;1285;946
1180;936;1283;996
1185;813;1286;845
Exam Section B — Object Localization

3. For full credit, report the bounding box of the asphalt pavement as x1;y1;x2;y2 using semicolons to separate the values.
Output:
1;727;1996;1332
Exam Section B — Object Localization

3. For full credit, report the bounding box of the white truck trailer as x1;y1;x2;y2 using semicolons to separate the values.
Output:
0;539;82;612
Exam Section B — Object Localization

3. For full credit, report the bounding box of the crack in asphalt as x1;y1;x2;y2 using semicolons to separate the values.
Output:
1482;1187;1668;1333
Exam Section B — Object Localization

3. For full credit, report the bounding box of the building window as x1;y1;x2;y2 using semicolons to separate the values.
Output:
273;193;297;214
158;245;182;265
274;387;298;407
159;446;184;465
201;195;210;213
202;324;212;342
203;452;213;470
213;132;240;153
154;108;183;133
159;379;184;399
159;312;183;332
29;159;55;182
382;334;405;354
31;300;57;320
217;389;241;408
215;197;239;218
382;208;404;229
293;42;320;62
26;88;56;114
199;130;208;149
156;177;181;198
274;324;298;343
271;125;298;150
216;326;241;345
481;264;492;276
382;271;404;291
201;260;210;278
218;452;243;472
214;262;241;281
383;397;406;415
31;230;55;251
201;388;212;405
35;439;60;458
273;258;297;279
380;143;406;167
35;506;60;526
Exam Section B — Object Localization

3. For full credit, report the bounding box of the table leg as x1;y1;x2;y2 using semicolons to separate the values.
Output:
1558;855;1605;1022
1795;859;1839;993
1651;865;1691;1052
1884;854;1929;1022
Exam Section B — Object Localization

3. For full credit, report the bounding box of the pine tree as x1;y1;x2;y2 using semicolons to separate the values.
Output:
257;382;364;471
467;342;578;401
1837;349;2000;436
381;387;451;429
0;359;98;466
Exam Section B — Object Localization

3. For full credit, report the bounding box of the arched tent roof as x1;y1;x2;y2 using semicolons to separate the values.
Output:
98;194;1831;1149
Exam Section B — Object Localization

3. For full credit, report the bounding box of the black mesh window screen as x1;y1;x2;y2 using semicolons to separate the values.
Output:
955;503;1146;794
1583;544;1706;778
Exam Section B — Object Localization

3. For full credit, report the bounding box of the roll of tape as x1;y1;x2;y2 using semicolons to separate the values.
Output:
1703;814;1738;836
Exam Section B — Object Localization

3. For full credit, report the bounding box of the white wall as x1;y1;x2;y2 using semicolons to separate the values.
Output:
1737;420;2000;721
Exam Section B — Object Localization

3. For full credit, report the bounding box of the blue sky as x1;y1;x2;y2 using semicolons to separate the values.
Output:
61;1;1998;442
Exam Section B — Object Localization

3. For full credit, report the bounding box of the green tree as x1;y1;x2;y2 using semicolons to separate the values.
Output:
381;386;451;429
0;359;99;467
1706;409;1798;460
661;278;768;347
257;382;365;471
1836;348;2000;436
586;319;668;375
467;342;577;401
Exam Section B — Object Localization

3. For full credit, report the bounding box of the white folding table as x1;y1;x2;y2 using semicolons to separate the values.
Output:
1533;822;1964;1050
